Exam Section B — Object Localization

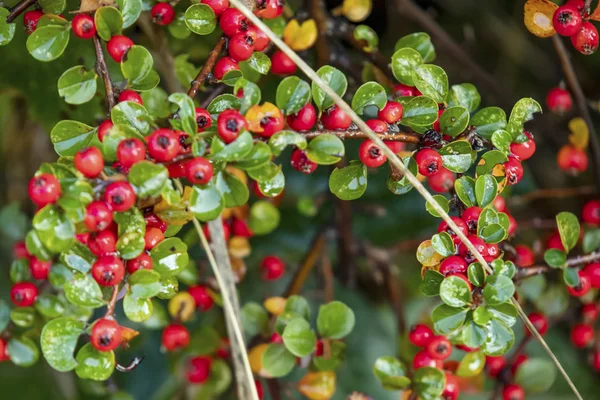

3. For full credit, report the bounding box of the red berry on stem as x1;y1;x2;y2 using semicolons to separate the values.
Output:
219;8;249;37
92;255;125;286
162;324;190;351
88;230;117;256
261;255;285;280
187;356;212;384
504;156;524;185
557;144;588;174
525;312;548;336
582;200;600;225
28;173;61;207
147;128;180;162
107;35;134;63
437;217;468;245
546;87;572;114
415;149;442;177
91;318;123;352
255;0;283;19
144;227;164;250
571;323;594;347
10;282;38;307
359;139;387;168
75;147;104;178
213;56;240;80
217;109;247;143
185;157;214;185
321;105;352;130
104;181;136;212
189;285;214;311
567;272;591;296
485;355;506;377
571;21;599;55
426;335;452;360
195;107;212;132
393;83;421;97
24;10;44;34
85;201;113;232
30;257;51;280
442;372;460;400
510;131;536;160
581;303;599;323
458;235;488;263
412;350;442;369
126;253;153;274
582;262;600;287
118;89;143;105
409;324;433;347
428;167;454;193
271;50;297;75
290;149;317;174
287;103;317;131
553;4;583;36
378;101;403;124
462;206;482;232
502;384;525;400
98;120;113;142
202;0;229;16
439;256;468;276
72;14;96;39
151;3;175;25
514;244;535;267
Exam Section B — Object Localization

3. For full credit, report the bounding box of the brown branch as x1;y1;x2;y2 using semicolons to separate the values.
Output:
266;379;282;400
93;35;116;112
104;285;120;317
284;231;326;297
552;35;600;189
6;0;36;23
309;0;330;66
188;36;227;99
516;251;600;280
302;129;420;143
321;250;335;303
509;186;597;206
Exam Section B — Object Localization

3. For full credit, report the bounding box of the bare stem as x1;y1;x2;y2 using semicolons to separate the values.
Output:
284;231;326;297
509;185;597;206
301;129;421;143
93;35;116;112
516;251;600;280
6;0;36;23
104;285;120;318
188;37;227;99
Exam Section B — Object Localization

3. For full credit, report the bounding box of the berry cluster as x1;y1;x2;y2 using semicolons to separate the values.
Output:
553;0;599;55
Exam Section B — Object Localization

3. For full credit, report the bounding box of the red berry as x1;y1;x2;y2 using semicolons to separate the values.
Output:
231;218;253;237
581;303;599;323
0;338;9;362
213;56;240;80
458;235;488;263
462;206;482;232
571;323;594;347
255;0;283;19
104;181;136;212
546;87;572;114
415;149;442;177
147;128;180;162
486;242;500;262
189;285;214;311
144;227;164;250
84;201;113;232
321;105;352;130
260;255;285;281
30;257;51;280
91;318;123;351
378;101;403;124
582;262;600;287
504;156;524;185
525;312;548;336
271;50;297;75
219;8;250;37
75;147;104;178
511;354;528;374
393;83;421;97
258;110;285;138
151;3;175;25
442;372;460;400
187;356;212;384
185;157;214;185
366;118;388;133
287;103;317;131
92;255;124;286
202;0;229;15
23;10;44;34
553;5;583;36
582;200;600;225
486;355;506;377
385;140;406;154
359;139;387;168
437;217;468;245
439;256;467;276
107;35;134;63
514;244;535;267
315;339;324;356
28;173;61;207
13;241;29;259
118;89;143;105
510;131;536;160
413;350;442;369
433;109;444;132
117;138;146;168
98;120;113;142
592;349;600;371
162;324;190;351
546;232;565;251
255;379;264;399
217;109;247;143
428;167;454;193
126;253;153;274
195;107;212;132
557;144;588;174
247;26;269;51
76;233;90;245
571;21;599;55
290;149;317;174
167;162;187;178
88;229;117;257
72;14;96;39
409;324;433;347
270;332;283;344
426;335;452;360
493;196;506;212
567;272;591;296
229;32;255;61
502;384;525;400
507;213;517;236
10;282;38;307
145;214;167;233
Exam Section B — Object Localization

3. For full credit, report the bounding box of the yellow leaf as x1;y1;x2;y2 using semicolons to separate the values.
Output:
341;0;372;23
230;256;247;282
248;343;269;374
245;102;283;134
523;0;557;38
227;166;248;185
168;291;195;322
283;19;318;51
298;371;336;400
264;296;287;315
228;236;251;258
416;240;444;267
568;117;589;150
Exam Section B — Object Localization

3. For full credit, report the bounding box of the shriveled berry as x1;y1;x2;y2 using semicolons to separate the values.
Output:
514;244;535;267
321;105;351;130
525;312;548;336
162;324;190;351
439;256;467;276
189;285;214;311
504;156;524;185
23;10;44;34
271;50;297;75
359;139;387;168
378;101;403;124
104;181;136;212
571;323;594;347
415;148;442;177
409;324;433;347
260;255;285;281
91;318;122;352
10;282;38;307
187;356;212;384
571;21;599;55
546;87;572;114
107;35;134;63
213;56;240;80
30;257;51;280
28;173;61;207
553;4;583;36
290;149;317;174
151;3;175;25
147;128;180;162
437;217;468;245
217;109;247;143
92;255;125;286
426;335;452;360
428;167;454;193
126;253;153;274
72;14;96;39
287;103;317;131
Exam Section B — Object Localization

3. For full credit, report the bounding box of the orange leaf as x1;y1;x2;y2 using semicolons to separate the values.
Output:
264;296;286;315
245;102;283;134
590;4;600;21
283;19;318;51
228;236;251;258
568;117;589;150
120;326;140;343
168;291;195;321
524;0;558;38
248;343;269;374
297;371;337;400
416;240;444;267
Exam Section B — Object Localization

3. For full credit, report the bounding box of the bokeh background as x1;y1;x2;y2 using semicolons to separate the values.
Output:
1;0;599;398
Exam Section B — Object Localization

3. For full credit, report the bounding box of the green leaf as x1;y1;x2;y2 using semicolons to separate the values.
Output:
60;241;95;273
168;92;197;135
0;8;16;46
129;269;162;298
41;317;84;372
123;292;153;322
482;319;514;356
447;83;481;113
184;4;216;34
401;96;438;126
95;6;123;41
33;204;75;253
431;232;455;257
312;341;346;371
439;275;472;307
248;200;280;235
65;273;104;308
168;12;192;39
353;25;379;51
461;319;487;348
475;150;508;176
563;267;580;287
116;0;142;28
284;295;311;320
8;336;39;367
35;293;65;318
26;230;53;261
373;356;411;390
75;343;115;380
306;134;345;165
38;0;65;13
543;249;566;268
420;269;444;296
128;161;169;198
312;66;348;111
256;168;285;198
150;237;189;277
471;107;507;139
391;47;423;86
207;94;241;114
508;98;542;130
439;141;475;173
262;343;295;377
10;258;31;283
240;302;268;336
473;306;492;325
395;32;435;62
241;52;271;75
111;101;151;135
487;302;518;327
475;174;498;208
268;130;307;156
439;106;469;137
329;161;367;200
454;176;476;207
491;130;512;154
412;64;448;103
282;318;317;357
468;263;485;286
233;78;261;114
0;300;10;332
26;25;70;62
425;195;449;218
174;54;197;89
351;82;387;114
515;359;556;393
11;307;35;328
556;211;580;252
483;275;514;305
210;131;254;162
583;228;600;253
480;224;506;244
276;76;311;115
317;301;355;339
122;46;159;92
387;156;418;195
431;304;468;334
215;171;250;207
50;120;95;156
413;367;446;400
57;65;97;105
189;184;224;222
235;142;272;170
456;350;485;377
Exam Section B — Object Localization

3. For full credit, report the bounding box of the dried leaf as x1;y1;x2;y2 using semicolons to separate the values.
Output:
524;0;558;38
568;117;589;150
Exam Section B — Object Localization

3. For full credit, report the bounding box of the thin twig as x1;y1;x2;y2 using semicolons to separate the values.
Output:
309;0;330;66
508;185;597;206
321;250;335;303
516;251;600;280
93;35;116;112
104;285;120;317
6;0;36;23
301;129;420;143
284;231;326;297
266;379;282;400
552;35;600;189
188;36;227;99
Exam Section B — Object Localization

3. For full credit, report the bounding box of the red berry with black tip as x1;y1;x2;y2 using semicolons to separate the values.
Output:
553;4;583;36
514;244;535;267
247;25;269;51
504;156;524;185
259;113;285;138
261;255;285;281
24;10;44;34
72;14;96;39
462;206;482;232
378;101;403;124
104;181;136;212
85;201;113;232
187;356;212;384
582;200;600;225
571;323;594;348
185;157;214;185
151;3;175;25
426;335;452;360
219;8;250;37
213;56;240;80
428;167;454;193
502;384;525;400
144;227;164;250
118;89;143;105
359;139;387;168
409;324;433;347
126;253;153;274
415;148;442;177
567;272;591;296
546;87;572;114
189;285;214;311
117;138;146;168
107;35;134;63
217;109;247;143
98;120;113;142
439;256;467;276
162;324;190;351
147;128;180;162
290;149;317;174
287;103;316;131
92;255;125;286
255;0;283;19
91;318;123;351
321;105;351;130
510;130;536;160
271;50;297;75
202;0;229;16
10;282;38;307
30;257;51;280
412;350;442;369
229;32;255;61
571;21;599;55
195;107;212;132
458;235;488;263
525;312;548;336
438;217;468;245
28;173;61;207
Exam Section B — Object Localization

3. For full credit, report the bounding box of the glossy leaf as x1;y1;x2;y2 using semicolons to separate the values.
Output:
128;161;169;198
556;211;580;252
425;194;450;217
454;176;476;207
168;92;197;136
150;237;189;277
471;107;507;139
515;358;556;393
276;76;312;115
440;275;472;307
401;96;438;126
447;83;481;112
475;174;498;208
57;65;97;105
41;317;84;372
268;130;307;156
311;66;348;111
438;141;475;173
282;318;317;357
122;46;159;91
456;350;485;377
413;367;446;400
420;269;444;296
483;275;515;305
215;171;250;207
111;101;151;135
329;161;367;200
394;32;435;62
8;336;39;367
184;4;217;35
189;184;224;222
306;134;345;165
75;343;115;380
50;120;95;156
373;356;411;390
95;6;123;41
316;301;355;339
65;273;104;308
241;302;269;336
543;249;566;268
123;292;153;322
262;343;295;378
33;204;74;253
439;106;469;137
116;0;142;28
412;64;448;103
130;269;162;299
351;82;387;114
431;304;468;335
26;25;70;62
391;47;423;86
